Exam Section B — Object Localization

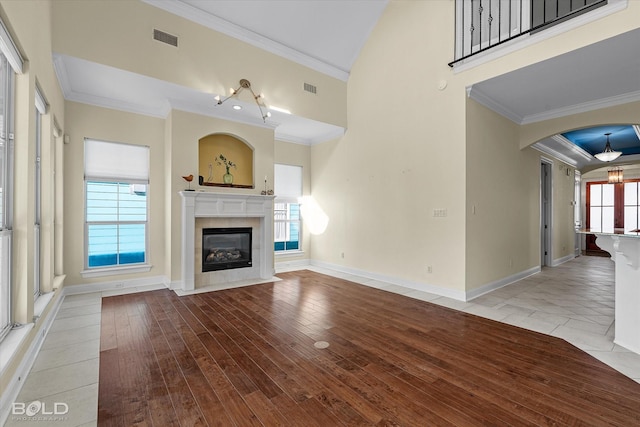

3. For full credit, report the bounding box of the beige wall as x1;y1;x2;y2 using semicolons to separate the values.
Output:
62;102;166;285
51;0;346;128
310;1;467;291
0;0;66;401
465;99;541;290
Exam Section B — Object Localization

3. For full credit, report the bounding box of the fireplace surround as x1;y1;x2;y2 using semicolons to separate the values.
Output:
179;191;275;292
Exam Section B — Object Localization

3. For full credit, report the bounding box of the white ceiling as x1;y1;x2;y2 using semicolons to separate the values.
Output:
54;1;640;155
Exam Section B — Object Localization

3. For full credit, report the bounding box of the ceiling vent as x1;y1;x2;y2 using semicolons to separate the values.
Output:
153;29;178;47
304;82;317;94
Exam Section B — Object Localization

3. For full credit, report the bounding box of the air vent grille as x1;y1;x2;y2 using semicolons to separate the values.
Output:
303;82;317;94
153;29;178;47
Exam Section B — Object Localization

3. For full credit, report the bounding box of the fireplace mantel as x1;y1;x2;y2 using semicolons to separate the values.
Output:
179;191;275;292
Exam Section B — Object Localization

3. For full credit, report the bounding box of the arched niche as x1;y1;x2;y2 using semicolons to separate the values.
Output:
198;133;254;188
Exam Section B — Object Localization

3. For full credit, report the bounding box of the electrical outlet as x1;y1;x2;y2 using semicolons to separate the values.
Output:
433;208;447;217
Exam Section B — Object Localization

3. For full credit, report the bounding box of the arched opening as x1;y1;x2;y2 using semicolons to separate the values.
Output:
198;133;254;188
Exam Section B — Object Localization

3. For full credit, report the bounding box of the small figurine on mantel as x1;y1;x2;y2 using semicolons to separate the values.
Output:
260;175;274;195
182;174;195;191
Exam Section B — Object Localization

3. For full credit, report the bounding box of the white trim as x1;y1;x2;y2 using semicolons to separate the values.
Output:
531;143;579;167
0;18;23;74
551;253;577;267
65;275;169;296
275;258;310;273
551;134;594;162
521;90;640;125
309;259;467;301
141;0;349;81
465;266;541;301
80;263;153;279
34;84;48;115
541;157;554;267
467;85;522;124
179;192;275;292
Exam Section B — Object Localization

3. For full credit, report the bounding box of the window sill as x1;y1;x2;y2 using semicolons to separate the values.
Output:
81;263;152;278
0;323;33;376
275;250;305;258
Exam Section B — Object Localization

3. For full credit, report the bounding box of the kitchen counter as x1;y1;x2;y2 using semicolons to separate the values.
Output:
578;229;640;354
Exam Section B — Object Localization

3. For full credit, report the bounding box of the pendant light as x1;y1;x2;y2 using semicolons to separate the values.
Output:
594;133;622;162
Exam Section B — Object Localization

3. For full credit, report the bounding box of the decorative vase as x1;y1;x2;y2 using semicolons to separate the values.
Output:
223;173;233;184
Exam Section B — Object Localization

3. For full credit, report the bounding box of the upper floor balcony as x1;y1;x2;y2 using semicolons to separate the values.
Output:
449;0;618;68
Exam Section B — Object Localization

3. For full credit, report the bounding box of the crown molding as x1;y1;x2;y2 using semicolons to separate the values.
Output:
276;126;345;146
521;90;640;125
466;85;523;123
142;0;349;81
531;142;579;167
551;134;595;162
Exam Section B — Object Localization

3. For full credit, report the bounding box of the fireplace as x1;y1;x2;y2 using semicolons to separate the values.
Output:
202;227;252;272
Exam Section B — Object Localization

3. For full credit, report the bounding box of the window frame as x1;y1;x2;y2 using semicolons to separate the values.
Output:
0;53;14;342
84;180;150;272
82;139;151;277
274;200;301;253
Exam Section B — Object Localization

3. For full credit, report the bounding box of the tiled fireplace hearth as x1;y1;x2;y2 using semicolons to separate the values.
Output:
179;191;275;293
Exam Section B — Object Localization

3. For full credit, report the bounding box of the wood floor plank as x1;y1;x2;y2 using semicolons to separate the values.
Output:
99;271;640;426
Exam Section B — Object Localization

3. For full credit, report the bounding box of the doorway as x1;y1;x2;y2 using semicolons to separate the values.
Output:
540;160;552;266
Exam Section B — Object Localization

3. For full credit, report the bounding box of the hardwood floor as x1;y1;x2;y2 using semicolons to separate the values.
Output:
98;270;640;426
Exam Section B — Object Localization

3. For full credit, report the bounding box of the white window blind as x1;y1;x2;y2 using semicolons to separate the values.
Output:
274;164;302;202
85;139;149;183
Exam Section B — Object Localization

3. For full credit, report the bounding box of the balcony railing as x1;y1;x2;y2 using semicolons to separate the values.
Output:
449;0;607;67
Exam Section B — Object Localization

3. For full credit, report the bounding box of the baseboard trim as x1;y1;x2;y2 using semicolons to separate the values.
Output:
275;258;310;273
552;253;577;267
465;266;541;301
64;275;170;296
309;259;467;301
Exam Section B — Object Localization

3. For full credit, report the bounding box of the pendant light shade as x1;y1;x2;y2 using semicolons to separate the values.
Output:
594;133;622;162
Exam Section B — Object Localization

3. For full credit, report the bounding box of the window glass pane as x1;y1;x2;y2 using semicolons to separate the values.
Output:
88;224;118;267
118;184;146;222
274;202;301;251
86;181;147;268
625;182;638;206
119;223;146;264
87;182;118;222
625;206;638;231
602;184;614;206
590;184;601;206
602;206;614;230
590;207;601;229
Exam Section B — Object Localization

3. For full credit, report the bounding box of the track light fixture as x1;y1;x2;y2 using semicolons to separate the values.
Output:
214;79;271;122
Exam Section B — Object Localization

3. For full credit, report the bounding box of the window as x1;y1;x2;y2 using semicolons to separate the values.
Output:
624;181;640;231
587;182;614;230
586;180;640;232
274;164;302;253
0;52;15;341
84;139;149;270
274;202;300;251
34;86;47;298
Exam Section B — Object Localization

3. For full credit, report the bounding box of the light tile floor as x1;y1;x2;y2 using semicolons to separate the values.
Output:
4;255;639;426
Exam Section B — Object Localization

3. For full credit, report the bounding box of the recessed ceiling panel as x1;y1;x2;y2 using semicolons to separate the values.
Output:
562;125;640;156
